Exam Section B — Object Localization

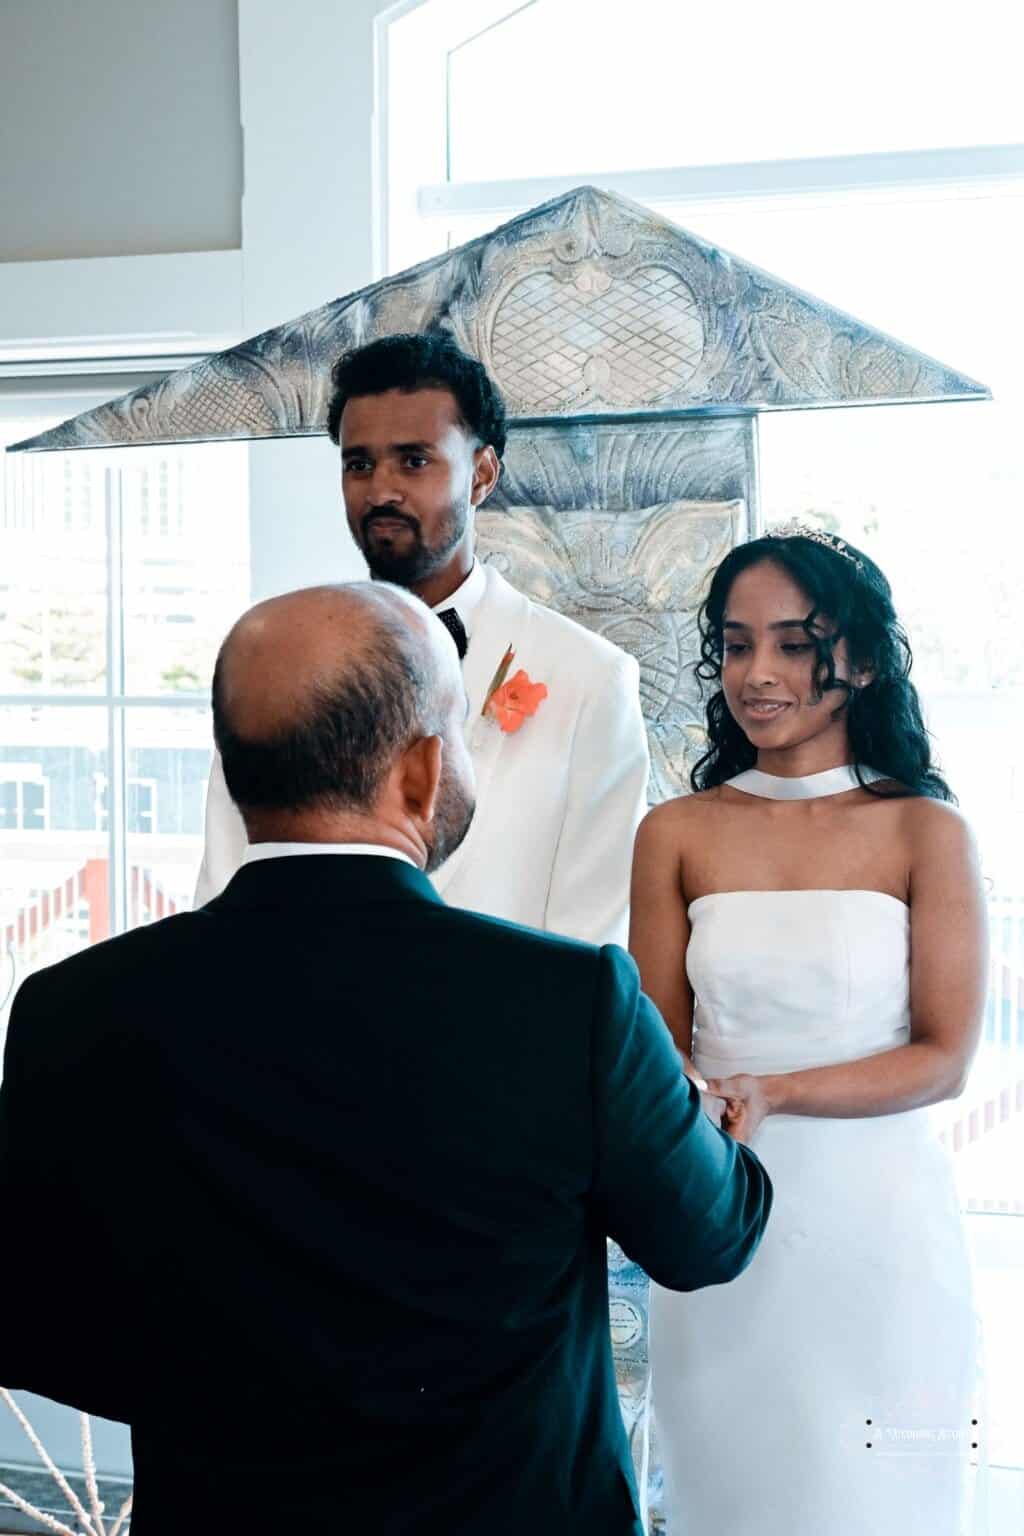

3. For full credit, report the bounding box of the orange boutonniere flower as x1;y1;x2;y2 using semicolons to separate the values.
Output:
482;645;549;734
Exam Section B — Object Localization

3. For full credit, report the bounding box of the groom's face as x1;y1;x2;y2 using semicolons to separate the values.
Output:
340;387;492;587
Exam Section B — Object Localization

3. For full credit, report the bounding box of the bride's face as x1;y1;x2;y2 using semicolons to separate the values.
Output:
720;560;857;754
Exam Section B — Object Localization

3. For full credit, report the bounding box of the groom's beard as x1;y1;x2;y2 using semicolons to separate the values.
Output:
361;502;467;587
424;761;475;874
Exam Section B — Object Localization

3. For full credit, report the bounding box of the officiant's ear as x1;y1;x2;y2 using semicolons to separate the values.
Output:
396;733;444;828
470;444;501;507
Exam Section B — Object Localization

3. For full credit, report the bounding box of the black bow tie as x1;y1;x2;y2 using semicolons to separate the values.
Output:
436;607;468;660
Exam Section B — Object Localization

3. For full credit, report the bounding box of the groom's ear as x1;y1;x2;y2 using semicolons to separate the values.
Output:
470;444;501;507
395;734;444;827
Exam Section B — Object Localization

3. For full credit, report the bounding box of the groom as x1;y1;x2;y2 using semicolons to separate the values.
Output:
194;332;650;946
0;583;771;1535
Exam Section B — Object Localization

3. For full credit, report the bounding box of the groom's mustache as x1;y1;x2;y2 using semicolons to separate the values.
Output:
363;508;420;536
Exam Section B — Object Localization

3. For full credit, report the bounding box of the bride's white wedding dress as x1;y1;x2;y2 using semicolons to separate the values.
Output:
650;778;982;1535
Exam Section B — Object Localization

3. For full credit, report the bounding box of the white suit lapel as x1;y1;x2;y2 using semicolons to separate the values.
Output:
431;564;533;899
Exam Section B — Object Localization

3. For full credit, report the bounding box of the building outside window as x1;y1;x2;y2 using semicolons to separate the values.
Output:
0;766;48;832
93;773;159;836
0;396;249;1056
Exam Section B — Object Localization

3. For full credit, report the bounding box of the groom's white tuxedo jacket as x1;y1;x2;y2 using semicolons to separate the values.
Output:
194;563;650;946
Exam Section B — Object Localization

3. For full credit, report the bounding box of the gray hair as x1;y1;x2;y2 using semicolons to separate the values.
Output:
212;596;449;815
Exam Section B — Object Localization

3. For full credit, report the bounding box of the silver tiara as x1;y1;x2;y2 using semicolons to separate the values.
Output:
765;518;865;572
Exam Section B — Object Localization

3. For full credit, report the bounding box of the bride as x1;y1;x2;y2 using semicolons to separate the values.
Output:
629;524;987;1535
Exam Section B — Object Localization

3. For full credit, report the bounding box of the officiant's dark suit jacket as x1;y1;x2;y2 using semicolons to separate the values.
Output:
0;855;771;1535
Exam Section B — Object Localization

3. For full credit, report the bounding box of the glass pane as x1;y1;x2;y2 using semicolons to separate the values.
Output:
1;423;107;694
968;1217;1024;1473
0;706;109;1065
121;442;250;696
758;191;1023;1210
446;0;1024;182
124;706;211;927
763;401;1023;1212
655;185;1024;393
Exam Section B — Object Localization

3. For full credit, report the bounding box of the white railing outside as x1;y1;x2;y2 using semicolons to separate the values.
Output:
935;895;1024;1212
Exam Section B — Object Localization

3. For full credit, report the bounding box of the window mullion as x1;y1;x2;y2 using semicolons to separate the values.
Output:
416;144;1024;221
105;465;128;937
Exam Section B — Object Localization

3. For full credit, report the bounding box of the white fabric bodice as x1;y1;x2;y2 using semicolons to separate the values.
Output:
687;889;910;1080
653;885;983;1536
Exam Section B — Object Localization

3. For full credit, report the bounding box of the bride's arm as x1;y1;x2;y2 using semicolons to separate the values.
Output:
628;804;700;1074
712;802;988;1133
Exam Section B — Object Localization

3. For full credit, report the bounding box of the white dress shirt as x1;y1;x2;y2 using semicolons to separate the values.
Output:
244;842;416;868
431;560;486;646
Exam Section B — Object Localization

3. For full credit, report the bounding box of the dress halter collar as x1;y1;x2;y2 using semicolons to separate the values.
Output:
725;764;885;801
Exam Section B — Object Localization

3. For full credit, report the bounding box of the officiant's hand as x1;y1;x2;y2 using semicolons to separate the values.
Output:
699;1090;727;1128
705;1074;770;1144
682;1062;727;1128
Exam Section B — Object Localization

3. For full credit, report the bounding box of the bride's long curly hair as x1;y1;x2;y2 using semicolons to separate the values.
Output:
690;532;954;802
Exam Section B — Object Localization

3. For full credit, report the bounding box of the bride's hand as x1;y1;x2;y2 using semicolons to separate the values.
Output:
705;1074;771;1144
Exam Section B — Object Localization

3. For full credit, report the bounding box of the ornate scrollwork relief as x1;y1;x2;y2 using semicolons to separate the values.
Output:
476;498;747;802
14;186;986;455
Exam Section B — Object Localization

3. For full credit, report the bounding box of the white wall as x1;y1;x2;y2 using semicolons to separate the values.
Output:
0;0;393;588
238;0;393;596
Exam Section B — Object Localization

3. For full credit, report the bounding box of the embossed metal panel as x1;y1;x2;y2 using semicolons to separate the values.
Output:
477;497;747;800
494;415;755;511
9;185;987;454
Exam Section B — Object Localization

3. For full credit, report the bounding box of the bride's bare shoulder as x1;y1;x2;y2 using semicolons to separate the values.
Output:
638;788;725;837
899;794;976;852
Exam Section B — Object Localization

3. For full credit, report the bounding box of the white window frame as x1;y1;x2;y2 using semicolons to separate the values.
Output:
417;142;1024;223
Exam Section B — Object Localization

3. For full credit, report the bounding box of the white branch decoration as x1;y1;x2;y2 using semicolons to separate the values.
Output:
0;1479;79;1536
80;1411;106;1534
0;1388;131;1535
108;1496;133;1536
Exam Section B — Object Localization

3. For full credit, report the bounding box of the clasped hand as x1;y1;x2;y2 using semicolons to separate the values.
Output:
703;1073;772;1144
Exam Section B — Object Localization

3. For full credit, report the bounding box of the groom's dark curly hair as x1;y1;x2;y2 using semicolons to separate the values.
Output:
326;331;507;458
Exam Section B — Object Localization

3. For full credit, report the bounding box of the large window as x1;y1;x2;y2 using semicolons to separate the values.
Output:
381;0;1024;275
382;0;1024;1487
0;397;249;1060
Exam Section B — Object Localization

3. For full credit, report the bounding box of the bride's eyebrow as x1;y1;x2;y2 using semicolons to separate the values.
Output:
723;619;809;631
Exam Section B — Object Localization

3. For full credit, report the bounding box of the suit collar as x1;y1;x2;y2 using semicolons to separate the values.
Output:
209;853;445;911
243;841;416;868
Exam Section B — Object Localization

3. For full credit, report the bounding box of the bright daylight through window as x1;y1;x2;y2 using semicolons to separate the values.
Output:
0;410;249;1058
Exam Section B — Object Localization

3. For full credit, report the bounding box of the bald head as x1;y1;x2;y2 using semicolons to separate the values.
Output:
212;582;465;824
